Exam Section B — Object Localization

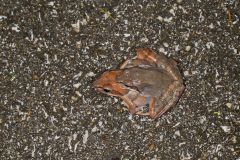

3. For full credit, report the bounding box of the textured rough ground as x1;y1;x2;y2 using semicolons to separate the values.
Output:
1;0;240;159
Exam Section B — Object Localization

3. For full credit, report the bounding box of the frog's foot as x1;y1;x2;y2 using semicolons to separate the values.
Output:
120;59;132;69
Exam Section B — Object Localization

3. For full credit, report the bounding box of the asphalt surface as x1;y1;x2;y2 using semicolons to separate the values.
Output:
1;0;240;159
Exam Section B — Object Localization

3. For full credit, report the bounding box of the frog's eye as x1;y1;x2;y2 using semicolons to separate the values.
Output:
103;88;112;93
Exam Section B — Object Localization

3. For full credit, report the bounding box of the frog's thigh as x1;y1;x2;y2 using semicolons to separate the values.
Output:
154;94;180;118
148;97;158;119
169;62;183;81
156;56;183;81
169;58;177;67
153;83;184;118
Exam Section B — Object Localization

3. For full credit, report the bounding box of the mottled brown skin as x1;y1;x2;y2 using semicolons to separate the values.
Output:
93;48;185;119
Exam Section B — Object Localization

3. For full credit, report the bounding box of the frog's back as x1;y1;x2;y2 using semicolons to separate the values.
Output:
119;67;174;96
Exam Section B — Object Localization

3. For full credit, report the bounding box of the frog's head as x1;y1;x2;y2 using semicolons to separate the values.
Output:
93;70;129;97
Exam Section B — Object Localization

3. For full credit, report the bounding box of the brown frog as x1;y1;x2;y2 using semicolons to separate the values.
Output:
93;48;185;119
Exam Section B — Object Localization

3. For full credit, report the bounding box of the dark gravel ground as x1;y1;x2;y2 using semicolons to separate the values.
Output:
1;0;240;159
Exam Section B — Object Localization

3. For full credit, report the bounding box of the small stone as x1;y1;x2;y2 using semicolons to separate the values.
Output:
226;103;232;109
44;80;49;86
32;74;40;80
81;19;87;25
220;126;231;133
85;71;96;77
163;42;169;47
11;24;20;32
0;15;7;21
71;20;80;33
71;96;78;102
124;33;130;37
76;41;81;48
230;136;237;143
157;16;163;22
73;83;81;88
169;9;175;16
206;42;215;49
91;126;98;133
48;1;55;6
174;130;181;136
184;71;190;76
148;143;155;151
73;71;83;79
209;23;214;29
75;91;82;97
82;130;89;144
98;121;103;127
164;17;173;23
185;45;191;51
140;37;149;43
159;135;163;141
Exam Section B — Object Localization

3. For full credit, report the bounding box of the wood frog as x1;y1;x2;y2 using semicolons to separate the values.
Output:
93;48;185;119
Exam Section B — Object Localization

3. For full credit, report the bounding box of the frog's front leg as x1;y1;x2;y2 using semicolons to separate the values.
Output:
136;97;157;118
135;97;169;119
121;96;138;114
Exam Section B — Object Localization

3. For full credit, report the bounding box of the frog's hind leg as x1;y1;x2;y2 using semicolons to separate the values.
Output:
148;98;158;118
136;48;182;81
135;48;157;64
120;59;132;69
152;84;185;119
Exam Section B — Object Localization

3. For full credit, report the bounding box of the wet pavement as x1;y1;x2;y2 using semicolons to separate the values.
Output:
1;0;240;159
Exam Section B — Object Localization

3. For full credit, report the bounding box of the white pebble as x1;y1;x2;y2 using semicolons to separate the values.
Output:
82;130;89;144
91;126;98;133
174;130;181;136
163;42;169;47
185;45;191;51
73;83;81;88
157;16;163;22
85;71;96;77
226;103;232;109
71;20;80;33
220;126;231;133
184;71;190;76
